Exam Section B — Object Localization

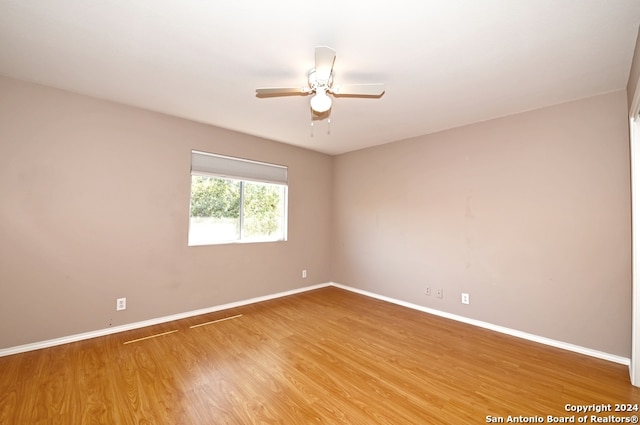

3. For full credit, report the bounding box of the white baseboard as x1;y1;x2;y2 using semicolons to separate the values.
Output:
330;282;631;366
0;283;332;358
1;281;630;367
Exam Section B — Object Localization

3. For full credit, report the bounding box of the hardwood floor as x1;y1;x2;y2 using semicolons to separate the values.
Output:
1;286;638;424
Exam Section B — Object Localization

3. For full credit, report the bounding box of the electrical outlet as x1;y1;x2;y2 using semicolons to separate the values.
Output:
116;297;127;311
435;288;443;299
425;286;431;296
461;293;470;305
302;269;307;278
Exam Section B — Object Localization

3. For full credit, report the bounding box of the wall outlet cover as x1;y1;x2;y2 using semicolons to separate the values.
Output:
116;297;127;311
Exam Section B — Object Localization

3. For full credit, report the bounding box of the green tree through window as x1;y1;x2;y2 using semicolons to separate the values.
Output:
243;181;283;237
190;176;240;219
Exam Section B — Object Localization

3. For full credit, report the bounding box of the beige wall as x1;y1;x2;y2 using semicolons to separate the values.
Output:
332;91;632;357
0;75;634;359
0;76;333;349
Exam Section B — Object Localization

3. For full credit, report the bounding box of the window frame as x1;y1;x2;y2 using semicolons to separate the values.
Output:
188;151;288;246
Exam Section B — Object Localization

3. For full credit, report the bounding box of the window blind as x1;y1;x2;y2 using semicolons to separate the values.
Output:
191;150;288;185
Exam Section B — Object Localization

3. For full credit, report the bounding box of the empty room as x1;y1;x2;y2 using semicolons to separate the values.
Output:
2;1;640;424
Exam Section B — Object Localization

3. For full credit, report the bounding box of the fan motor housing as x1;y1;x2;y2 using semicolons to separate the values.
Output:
308;68;334;89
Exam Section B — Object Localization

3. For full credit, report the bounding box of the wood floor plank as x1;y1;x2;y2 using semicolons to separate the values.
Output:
1;287;638;424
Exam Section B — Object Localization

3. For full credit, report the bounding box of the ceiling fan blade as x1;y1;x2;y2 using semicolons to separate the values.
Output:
331;83;385;96
255;87;311;96
314;46;336;83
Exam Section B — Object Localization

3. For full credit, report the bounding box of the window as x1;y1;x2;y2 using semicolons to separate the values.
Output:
189;151;288;245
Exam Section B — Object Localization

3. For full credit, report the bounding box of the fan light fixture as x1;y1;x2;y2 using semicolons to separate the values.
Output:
310;87;332;113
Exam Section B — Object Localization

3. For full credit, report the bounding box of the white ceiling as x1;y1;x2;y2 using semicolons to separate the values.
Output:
1;1;639;155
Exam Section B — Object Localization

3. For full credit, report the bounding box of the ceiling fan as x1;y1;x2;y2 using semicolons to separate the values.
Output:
255;46;385;115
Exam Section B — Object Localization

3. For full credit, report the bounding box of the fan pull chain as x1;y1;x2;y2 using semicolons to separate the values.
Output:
309;115;331;137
